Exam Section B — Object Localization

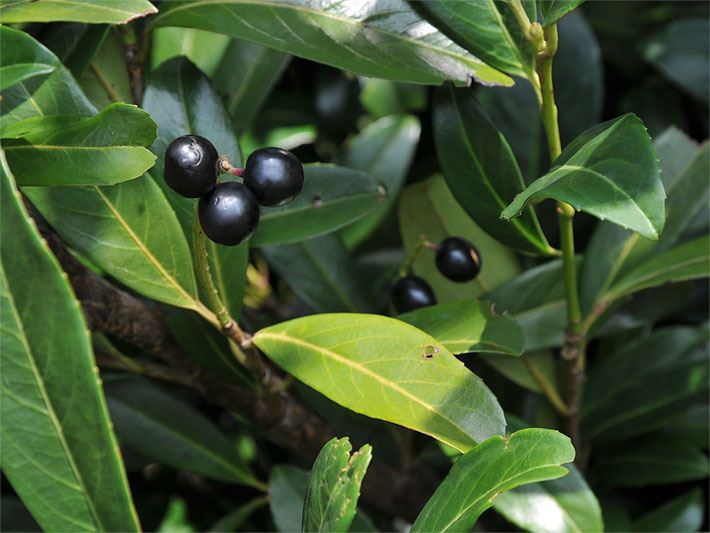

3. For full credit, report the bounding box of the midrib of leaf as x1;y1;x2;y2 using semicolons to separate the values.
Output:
484;0;528;74
608;254;708;299
259;191;379;223
4;144;149;151
5;0;148;17
155;0;491;71
299;241;358;312
256;331;475;450
1;264;103;530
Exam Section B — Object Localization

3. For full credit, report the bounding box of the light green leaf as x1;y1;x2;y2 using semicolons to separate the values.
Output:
502;114;665;239
251;164;384;246
410;0;535;79
2;103;156;186
254;313;505;451
539;0;585;26
434;84;554;255
632;489;705;533
0;150;139;532
0;63;55;91
214;39;291;135
157;498;194;533
149;0;512;87
151;27;230;77
494;464;603;533
143;56;248;317
0;0;157;23
479;351;558;396
399;300;524;356
106;378;262;488
340;114;421;248
398;175;521;302
411;429;574;532
262;234;373;313
302;437;372;533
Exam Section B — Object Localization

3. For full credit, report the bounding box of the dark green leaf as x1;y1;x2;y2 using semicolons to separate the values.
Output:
494;464;603;533
340;114;421;248
149;0;513;86
540;0;585;26
399;300;524;356
632;489;705;533
106;378;262;488
262;234;373;313
0;0;157;23
502;114;665;239
2;103;156;186
254;313;505;450
434;85;554;255
643;18;709;105
208;497;269;532
251;164;384;246
0;151;139;532
77;30;132;107
269;465;310;532
41;23;109;78
151;28;230;77
411;429;574;532
302;437;372;533
214;39;291;135
398;175;521;302
410;0;535;79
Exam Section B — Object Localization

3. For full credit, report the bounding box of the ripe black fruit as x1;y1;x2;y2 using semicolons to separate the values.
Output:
243;147;304;207
435;237;482;282
391;275;437;314
198;182;260;246
164;135;219;198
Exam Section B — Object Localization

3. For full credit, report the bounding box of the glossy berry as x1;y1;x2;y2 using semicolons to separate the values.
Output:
164;135;219;198
435;237;482;282
198;182;260;246
243;147;304;207
391;275;437;314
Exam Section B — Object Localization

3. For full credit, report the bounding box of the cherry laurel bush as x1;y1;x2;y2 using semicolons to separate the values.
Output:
164;135;305;246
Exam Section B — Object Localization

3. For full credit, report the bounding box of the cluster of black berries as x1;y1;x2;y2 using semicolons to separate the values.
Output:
164;135;304;246
391;237;482;314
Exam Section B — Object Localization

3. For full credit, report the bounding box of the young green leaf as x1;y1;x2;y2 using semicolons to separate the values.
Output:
410;0;535;79
251;164;384;246
253;313;505;450
302;438;372;533
149;0;512;87
502;114;665;239
539;0;586;26
398;300;524;356
411;429;575;532
340;114;421;248
105;378;262;488
2;103;157;186
433;85;554;255
0;151;140;532
0;0;157;24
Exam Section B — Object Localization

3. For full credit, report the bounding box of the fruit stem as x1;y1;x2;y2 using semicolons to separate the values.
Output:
218;155;244;177
399;236;437;277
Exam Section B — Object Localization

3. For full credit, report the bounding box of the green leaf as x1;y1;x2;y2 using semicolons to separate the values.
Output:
502;114;665;239
359;78;427;119
643;18;709;105
2;103;156;186
398;300;524;356
604;236;709;301
151;28;230;77
340;114;421;248
539;0;585;26
433;85;553;255
411;428;574;532
398;175;521;302
582;326;709;441
0;63;55;91
143;56;248;317
208;497;269;532
493;464;603;533
157;498;194;533
410;0;535;79
632;489;704;533
40;23;109;79
479;351;558;396
0;151;139;532
77;30;133;108
262;234;373;313
269;465;310;533
0;0;157;23
253;313;505;451
302;437;372;533
594;434;709;488
214;39;291;135
251;164;384;246
149;0;512;87
105;378;262;488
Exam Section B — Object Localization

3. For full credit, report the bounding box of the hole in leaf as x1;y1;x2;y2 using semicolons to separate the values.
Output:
422;345;439;360
312;194;323;208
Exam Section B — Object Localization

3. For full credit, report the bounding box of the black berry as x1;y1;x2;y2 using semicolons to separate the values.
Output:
198;182;260;246
164;135;219;198
243;147;304;207
435;237;482;282
391;275;437;314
